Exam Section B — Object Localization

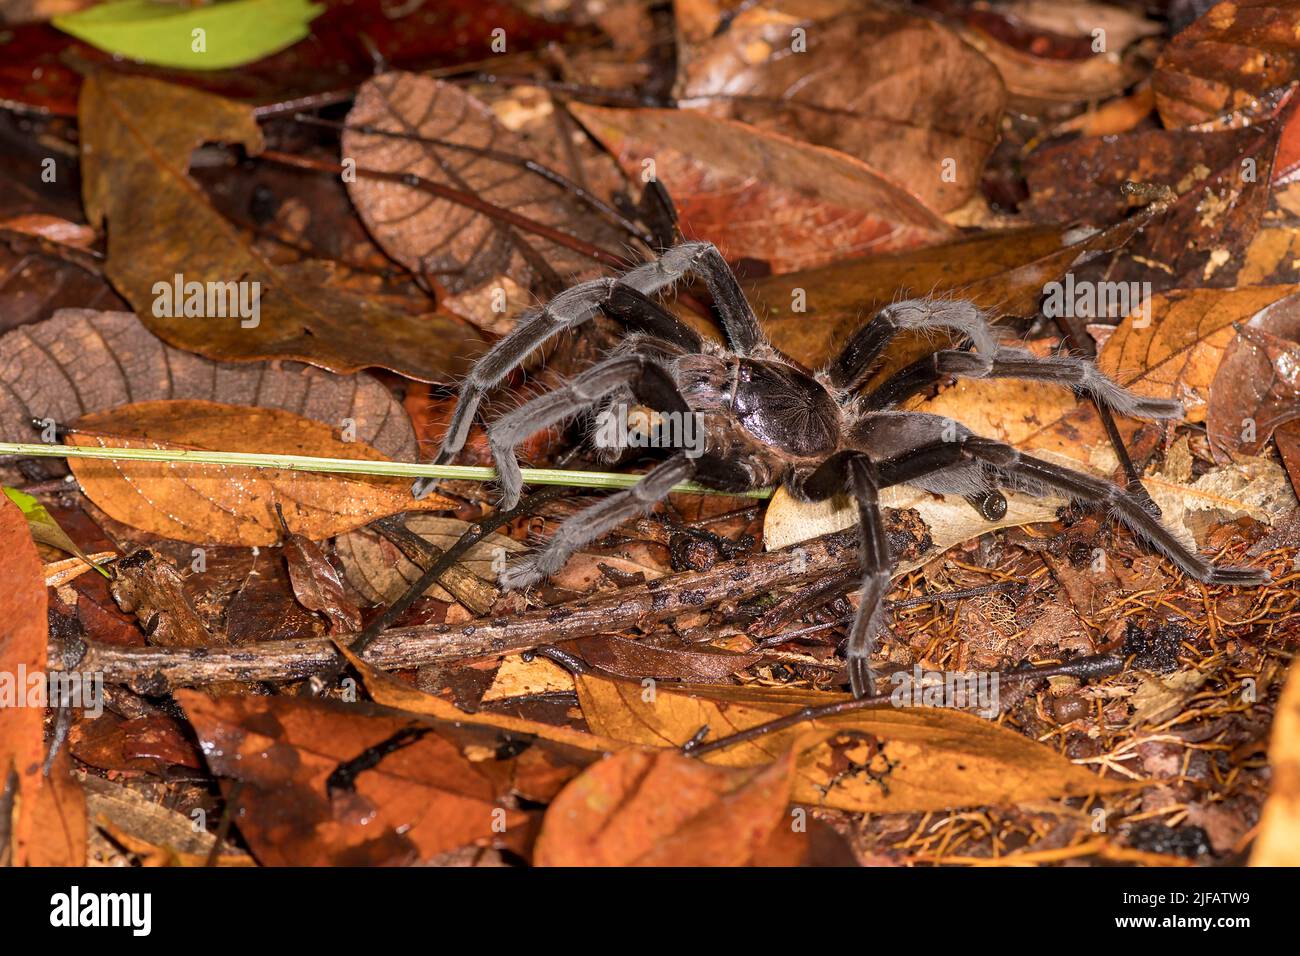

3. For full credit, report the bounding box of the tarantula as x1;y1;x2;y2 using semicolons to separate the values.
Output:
413;241;1268;697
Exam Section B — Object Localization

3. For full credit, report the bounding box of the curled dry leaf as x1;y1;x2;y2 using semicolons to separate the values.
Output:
343;72;626;332
0;494;85;866
572;104;953;274
1154;0;1300;127
674;0;1005;212
78;74;481;382
1208;290;1300;458
282;531;362;634
573;634;763;683
0;308;418;457
67;399;454;546
177;690;525;866
534;747;799;866
575;675;1128;813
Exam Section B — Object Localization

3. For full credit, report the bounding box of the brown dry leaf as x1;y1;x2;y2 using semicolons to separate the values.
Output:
1252;661;1300;864
1097;286;1300;424
0;309;418;455
576;675;1128;812
0;494;85;866
534;747;798;866
751;210;1158;368
1024;125;1264;227
336;641;622;756
1154;0;1300;128
961;23;1144;105
83;775;249;865
337;514;663;605
674;0;1005;212
79;74;480;382
570;104;952;274
177;690;524;866
67;399;454;545
282;532;362;634
337;515;525;605
343;72;625;331
573;634;762;682
1208;291;1300;458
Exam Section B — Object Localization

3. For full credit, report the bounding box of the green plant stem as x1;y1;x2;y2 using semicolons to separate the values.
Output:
0;442;771;499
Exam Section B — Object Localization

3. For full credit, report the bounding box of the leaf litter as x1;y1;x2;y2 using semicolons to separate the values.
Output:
0;0;1298;871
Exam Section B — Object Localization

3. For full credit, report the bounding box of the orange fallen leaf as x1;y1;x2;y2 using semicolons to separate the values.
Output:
67;399;453;545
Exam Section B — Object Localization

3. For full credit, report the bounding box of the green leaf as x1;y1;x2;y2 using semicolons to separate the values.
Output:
2;486;112;578
54;0;323;71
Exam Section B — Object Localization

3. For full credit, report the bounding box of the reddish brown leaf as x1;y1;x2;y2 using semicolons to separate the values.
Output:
1154;0;1300;127
675;0;1005;212
177;691;524;866
1208;291;1300;464
534;747;798;866
282;533;362;634
571;105;952;274
0;495;85;866
343;73;626;332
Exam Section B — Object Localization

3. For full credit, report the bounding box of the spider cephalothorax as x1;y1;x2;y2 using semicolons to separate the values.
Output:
414;241;1268;698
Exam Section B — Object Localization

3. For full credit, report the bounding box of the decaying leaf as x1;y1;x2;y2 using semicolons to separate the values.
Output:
282;530;362;634
674;0;1005;212
177;690;524;866
575;675;1128;813
0;308;418;457
67;400;453;545
78;74;481;381
1208;290;1300;459
534;747;798;866
571;103;954;273
343;72;626;331
763;478;1060;557
1154;0;1300;127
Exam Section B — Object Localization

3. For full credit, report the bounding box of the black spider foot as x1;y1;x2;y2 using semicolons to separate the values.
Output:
1203;565;1271;587
847;655;878;700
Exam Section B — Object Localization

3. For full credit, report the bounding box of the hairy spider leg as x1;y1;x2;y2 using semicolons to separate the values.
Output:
861;347;1184;420
487;350;687;510
498;454;696;591
844;455;893;698
824;299;1001;393
413;241;762;499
